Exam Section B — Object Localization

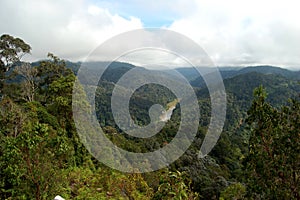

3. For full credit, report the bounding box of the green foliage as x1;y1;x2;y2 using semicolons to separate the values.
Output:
0;34;31;71
244;86;300;199
1;35;300;200
153;170;199;200
48;73;75;121
0;122;71;199
23;101;60;128
0;97;25;137
219;183;246;200
95;81;176;127
65;167;154;200
36;53;73;102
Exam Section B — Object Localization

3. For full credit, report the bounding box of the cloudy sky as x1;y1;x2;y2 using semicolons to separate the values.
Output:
1;0;300;69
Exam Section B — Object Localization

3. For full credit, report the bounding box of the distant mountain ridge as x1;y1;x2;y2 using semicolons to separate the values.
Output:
190;65;300;87
10;61;300;87
28;60;300;81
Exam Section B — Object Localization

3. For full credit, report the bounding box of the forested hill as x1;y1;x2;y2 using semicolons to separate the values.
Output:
53;62;299;129
28;61;300;86
1;40;299;200
189;65;300;87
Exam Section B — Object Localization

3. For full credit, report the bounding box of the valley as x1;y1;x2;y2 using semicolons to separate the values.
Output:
1;51;299;199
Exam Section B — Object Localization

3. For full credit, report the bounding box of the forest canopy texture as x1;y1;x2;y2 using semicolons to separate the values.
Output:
0;34;299;200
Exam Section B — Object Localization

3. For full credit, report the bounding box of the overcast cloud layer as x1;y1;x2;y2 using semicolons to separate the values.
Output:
1;0;299;69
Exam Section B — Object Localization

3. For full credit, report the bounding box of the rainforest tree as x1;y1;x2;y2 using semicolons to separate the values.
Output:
245;86;300;199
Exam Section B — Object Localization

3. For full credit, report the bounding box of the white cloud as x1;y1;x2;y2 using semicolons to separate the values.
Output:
168;0;300;68
1;0;299;68
118;49;190;69
88;5;102;16
0;0;143;61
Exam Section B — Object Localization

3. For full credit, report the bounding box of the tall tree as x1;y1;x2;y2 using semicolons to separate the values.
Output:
14;63;38;102
245;86;300;199
36;53;72;103
0;34;31;95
